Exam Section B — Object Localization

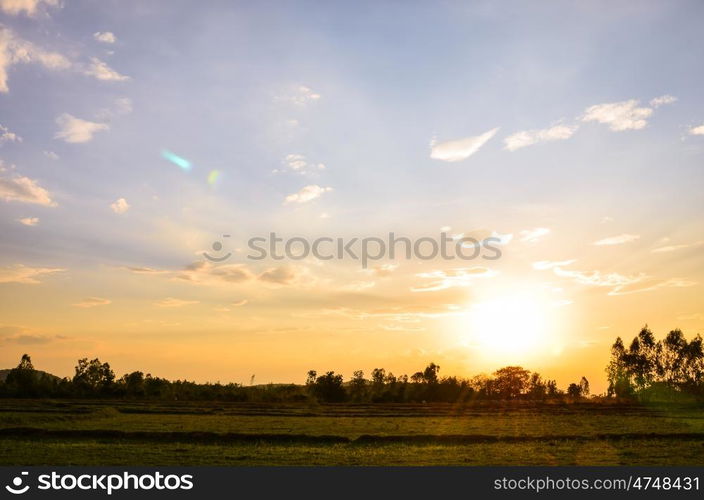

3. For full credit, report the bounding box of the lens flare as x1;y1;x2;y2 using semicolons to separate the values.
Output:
207;169;221;186
161;149;192;171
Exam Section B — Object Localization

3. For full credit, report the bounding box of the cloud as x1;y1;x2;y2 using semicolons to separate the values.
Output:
0;123;21;144
43;151;59;160
411;266;497;292
593;233;640;246
110;197;129;214
689;124;704;136
154;298;199;308
504;124;577;151
174;261;253;285
258;266;298;285
232;299;248;307
284;184;332;204
82;57;129;81
276;85;321;105
607;277;696;296
430;127;498;162
0;0;59;16
18;217;38;226
93;31;116;44
519;227;551;243
649;95;677;108
0;26;71;92
547;264;695;296
0;264;64;284
532;259;576;270
113;97;132;115
651;241;704;253
55;113;108;143
275;154;325;175
582;99;653;131
0;172;55;206
73;297;111;308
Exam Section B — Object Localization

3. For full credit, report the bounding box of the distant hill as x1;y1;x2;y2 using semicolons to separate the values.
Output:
0;369;62;383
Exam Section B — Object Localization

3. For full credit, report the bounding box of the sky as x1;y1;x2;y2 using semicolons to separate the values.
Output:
0;0;703;392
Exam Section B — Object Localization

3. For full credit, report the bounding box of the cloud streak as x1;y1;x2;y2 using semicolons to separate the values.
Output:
430;127;498;162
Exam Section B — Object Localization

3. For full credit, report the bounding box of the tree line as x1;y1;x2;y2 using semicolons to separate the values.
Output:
607;326;704;400
1;326;701;402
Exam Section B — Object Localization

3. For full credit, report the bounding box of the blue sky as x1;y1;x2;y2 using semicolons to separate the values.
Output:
1;0;703;387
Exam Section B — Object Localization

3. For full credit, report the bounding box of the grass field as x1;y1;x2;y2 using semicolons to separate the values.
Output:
1;399;704;465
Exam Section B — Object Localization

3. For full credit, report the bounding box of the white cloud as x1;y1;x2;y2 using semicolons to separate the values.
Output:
113;97;132;115
18;217;38;226
73;297;111;308
277;85;321;105
93;32;116;44
0;26;70;93
0;123;21;144
689;124;704;136
0;172;55;206
649;94;677;108
519;227;551;243
275;154;325;175
55;113;108;143
0;0;59;16
110;197;129;214
154;297;199;308
651;241;704;253
593;233;640;246
582;99;652;131
532;259;576;270
284;184;332;204
411;266;497;292
83;57;129;81
553;267;645;289
430;127;498;162
504;124;577;151
0;264;64;284
43;151;59;160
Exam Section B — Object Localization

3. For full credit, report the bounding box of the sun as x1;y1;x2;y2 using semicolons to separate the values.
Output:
466;291;559;363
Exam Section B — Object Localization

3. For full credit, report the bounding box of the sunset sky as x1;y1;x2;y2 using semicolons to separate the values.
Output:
1;1;703;392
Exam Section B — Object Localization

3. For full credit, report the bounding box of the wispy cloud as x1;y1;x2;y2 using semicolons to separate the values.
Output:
154;298;199;308
73;297;111;308
411;266;497;292
0;171;55;206
504;124;577;151
275;154;326;175
430;127;498;162
0;123;21;144
0;0;60;17
689;124;704;136
582;99;652;131
0;26;70;92
18;217;38;226
284;184;332;204
649;94;677;108
593;233;640;246
519;227;551;243
651;241;704;253
82;57;129;82
0;264;64;284
55;113;108;143
110;197;130;214
532;259;576;270
93;31;117;44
